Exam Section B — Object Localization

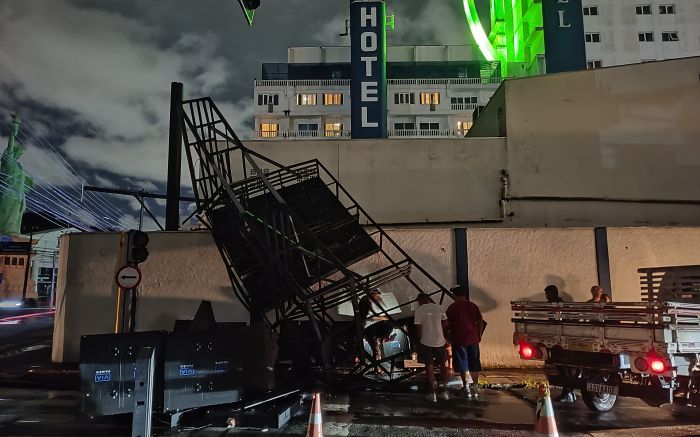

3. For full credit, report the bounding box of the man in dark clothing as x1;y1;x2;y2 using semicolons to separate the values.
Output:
446;285;483;399
545;284;563;303
544;284;576;403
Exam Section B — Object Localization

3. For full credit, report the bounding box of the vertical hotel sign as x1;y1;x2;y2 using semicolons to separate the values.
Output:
350;0;387;139
542;0;587;73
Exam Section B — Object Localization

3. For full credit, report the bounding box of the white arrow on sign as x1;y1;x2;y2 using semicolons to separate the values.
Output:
115;265;142;289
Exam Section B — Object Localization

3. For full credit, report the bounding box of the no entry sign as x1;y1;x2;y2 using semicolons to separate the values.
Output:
115;265;142;289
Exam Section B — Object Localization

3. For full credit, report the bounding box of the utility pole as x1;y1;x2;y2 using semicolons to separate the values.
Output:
165;82;183;231
20;230;32;303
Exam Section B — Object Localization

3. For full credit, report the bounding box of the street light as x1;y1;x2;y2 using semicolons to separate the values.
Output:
237;0;261;26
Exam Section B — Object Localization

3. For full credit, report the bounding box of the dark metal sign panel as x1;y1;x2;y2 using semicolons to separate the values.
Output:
542;0;587;73
350;0;387;139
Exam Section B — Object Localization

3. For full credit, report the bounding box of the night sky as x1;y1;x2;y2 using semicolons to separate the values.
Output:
0;0;488;229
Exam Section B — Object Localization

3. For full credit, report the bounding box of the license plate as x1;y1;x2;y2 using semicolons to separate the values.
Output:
586;382;618;395
568;342;594;352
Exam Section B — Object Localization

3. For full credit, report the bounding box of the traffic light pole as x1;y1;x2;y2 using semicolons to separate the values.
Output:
129;287;137;333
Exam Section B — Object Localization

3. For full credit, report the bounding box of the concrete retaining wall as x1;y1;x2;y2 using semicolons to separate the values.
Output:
53;226;700;367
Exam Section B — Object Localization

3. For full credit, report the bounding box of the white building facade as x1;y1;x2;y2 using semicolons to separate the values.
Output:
253;46;502;140
582;0;700;68
252;2;700;140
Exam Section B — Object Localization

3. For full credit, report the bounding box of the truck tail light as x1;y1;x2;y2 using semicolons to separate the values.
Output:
518;342;542;360
649;358;666;373
636;353;668;374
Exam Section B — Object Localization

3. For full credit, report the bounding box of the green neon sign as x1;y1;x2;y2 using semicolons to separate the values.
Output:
463;0;545;76
462;0;495;61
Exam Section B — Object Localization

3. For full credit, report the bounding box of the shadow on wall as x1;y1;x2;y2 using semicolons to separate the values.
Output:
56;293;249;363
515;274;582;303
466;284;498;314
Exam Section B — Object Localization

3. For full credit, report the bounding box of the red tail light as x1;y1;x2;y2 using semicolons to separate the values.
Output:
650;358;665;373
518;342;542;360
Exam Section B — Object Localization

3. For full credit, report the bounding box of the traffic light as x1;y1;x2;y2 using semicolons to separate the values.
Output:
237;0;260;26
126;230;149;264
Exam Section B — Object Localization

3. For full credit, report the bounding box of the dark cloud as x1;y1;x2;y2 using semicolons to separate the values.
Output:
0;0;491;229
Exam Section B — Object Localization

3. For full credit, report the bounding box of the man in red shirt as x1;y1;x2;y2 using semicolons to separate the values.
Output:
446;285;483;399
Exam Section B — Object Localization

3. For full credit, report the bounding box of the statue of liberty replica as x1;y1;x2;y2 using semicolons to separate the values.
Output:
0;114;32;236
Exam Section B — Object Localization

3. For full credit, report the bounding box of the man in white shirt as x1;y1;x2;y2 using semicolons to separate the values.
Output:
414;293;449;402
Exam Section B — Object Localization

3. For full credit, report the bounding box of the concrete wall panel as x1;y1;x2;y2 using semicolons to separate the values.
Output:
467;228;598;367
52;231;247;363
607;227;700;302
504;58;700;201
337;138;505;223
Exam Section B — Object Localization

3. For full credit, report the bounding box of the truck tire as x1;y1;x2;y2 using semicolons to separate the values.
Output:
582;390;617;412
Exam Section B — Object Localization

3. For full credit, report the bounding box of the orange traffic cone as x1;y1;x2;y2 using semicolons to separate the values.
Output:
306;393;324;437
534;384;559;437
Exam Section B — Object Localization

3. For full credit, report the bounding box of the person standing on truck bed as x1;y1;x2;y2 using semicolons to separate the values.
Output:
588;285;604;303
544;285;577;403
414;293;450;403
446;285;483;399
545;285;563;303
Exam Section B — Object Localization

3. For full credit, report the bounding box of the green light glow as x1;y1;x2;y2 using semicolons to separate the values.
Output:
463;0;495;62
464;0;545;77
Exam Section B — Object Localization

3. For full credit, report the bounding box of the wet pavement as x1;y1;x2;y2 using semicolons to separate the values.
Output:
2;382;700;436
1;316;700;436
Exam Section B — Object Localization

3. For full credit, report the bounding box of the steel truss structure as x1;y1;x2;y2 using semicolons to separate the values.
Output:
179;97;452;380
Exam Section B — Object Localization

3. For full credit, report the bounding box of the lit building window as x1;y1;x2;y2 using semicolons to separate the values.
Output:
324;123;343;137
585;33;601;43
456;121;473;134
638;32;654;42
659;4;675;14
419;92;440;105
257;94;279;106
394;93;415;104
636;4;652;14
296;94;317;105
583;6;598;15
661;31;679;42
587;60;603;69
323;93;343;105
260;123;279;138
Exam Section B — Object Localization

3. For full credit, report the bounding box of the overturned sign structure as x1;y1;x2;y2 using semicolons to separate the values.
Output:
179;97;452;380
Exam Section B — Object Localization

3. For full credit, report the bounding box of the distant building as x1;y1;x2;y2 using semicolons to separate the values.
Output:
580;0;700;68
252;1;700;140
0;236;37;303
253;45;502;140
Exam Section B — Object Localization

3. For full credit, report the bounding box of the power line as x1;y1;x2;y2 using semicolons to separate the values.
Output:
20;114;135;218
0;153;123;230
0;173;109;230
14;130;132;229
0;179;101;232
